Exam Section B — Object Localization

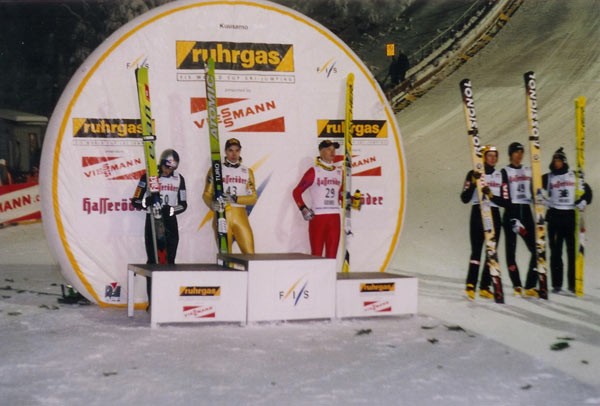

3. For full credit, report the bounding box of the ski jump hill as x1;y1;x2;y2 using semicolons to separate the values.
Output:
391;0;600;386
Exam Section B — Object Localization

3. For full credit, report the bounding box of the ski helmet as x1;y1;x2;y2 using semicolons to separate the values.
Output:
508;142;524;156
481;145;498;157
160;149;180;169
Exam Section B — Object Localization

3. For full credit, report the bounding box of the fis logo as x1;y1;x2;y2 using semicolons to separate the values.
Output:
316;59;338;78
191;97;285;133
105;282;121;302
279;276;310;306
316;119;387;139
82;156;145;181
176;41;294;72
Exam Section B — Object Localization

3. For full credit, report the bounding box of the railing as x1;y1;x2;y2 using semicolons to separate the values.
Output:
387;0;524;113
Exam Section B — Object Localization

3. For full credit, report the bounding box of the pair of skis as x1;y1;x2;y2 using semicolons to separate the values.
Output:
461;73;588;300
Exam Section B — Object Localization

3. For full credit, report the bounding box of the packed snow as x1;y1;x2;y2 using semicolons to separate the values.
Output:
2;0;600;404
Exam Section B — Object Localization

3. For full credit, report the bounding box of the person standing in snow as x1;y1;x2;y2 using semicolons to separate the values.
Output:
202;138;257;254
542;147;592;294
499;142;539;297
460;145;504;300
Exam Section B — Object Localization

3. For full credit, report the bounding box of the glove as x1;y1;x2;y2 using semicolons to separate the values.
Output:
223;193;237;204
576;200;587;211
300;206;315;221
351;190;362;210
471;171;482;182
211;196;225;212
481;186;493;199
162;205;175;217
510;218;527;236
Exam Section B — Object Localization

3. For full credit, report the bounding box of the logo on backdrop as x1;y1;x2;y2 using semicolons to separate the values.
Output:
333;153;382;176
316;119;388;140
82;197;139;215
72;118;146;146
176;41;295;83
82;156;145;181
191;97;285;132
316;59;338;78
105;282;121;302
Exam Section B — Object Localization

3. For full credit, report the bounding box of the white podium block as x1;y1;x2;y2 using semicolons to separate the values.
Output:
219;253;336;322
336;272;418;318
127;264;247;327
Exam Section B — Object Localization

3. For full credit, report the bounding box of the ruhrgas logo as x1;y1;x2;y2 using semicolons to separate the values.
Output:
176;41;294;71
191;97;285;132
82;156;145;180
317;119;387;139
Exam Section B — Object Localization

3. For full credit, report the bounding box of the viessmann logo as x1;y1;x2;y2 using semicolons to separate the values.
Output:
82;156;145;181
179;286;221;297
317;119;387;139
183;305;216;319
333;154;382;176
191;97;285;132
363;301;392;313
176;41;295;71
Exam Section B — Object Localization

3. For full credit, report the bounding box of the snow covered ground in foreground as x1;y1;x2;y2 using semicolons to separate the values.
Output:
1;223;599;405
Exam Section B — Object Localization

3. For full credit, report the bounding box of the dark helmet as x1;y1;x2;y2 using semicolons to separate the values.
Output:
160;149;180;169
508;142;524;156
552;147;567;164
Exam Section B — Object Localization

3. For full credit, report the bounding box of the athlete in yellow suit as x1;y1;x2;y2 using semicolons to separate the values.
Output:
203;138;257;253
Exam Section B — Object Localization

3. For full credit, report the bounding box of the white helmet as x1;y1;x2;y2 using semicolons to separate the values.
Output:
160;149;180;169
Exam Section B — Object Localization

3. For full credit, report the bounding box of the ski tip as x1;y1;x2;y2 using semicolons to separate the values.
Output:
575;96;587;106
524;70;535;77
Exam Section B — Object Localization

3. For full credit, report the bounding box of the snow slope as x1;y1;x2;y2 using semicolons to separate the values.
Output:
392;0;600;389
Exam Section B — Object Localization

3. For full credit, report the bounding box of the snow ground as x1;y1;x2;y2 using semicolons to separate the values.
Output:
1;226;599;405
3;0;600;404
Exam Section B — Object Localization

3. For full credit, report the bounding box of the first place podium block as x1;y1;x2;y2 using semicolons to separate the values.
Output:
127;263;247;328
218;253;336;322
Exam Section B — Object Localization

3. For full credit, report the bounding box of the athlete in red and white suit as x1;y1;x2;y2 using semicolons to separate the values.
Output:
292;140;343;259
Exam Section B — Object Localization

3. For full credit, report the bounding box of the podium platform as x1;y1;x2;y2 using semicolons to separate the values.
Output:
336;272;418;318
218;253;336;322
127;263;247;327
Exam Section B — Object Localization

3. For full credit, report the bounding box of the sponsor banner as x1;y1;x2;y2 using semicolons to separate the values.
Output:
360;282;395;294
179;286;221;297
316;119;388;140
72;118;145;146
0;183;41;224
176;41;295;71
82;156;145;181
40;0;405;306
363;300;392;313
183;305;216;319
190;97;285;132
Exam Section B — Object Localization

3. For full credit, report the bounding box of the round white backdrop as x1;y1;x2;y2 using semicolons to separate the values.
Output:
40;0;406;306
